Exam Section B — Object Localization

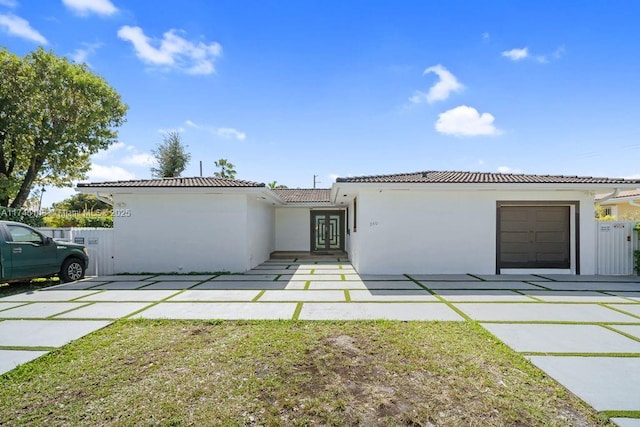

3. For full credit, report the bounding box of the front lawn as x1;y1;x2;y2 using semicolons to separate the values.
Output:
0;320;608;426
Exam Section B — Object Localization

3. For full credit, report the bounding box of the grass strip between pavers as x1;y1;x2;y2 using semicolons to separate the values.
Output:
601;324;640;343
0;345;57;351
291;302;303;320
599;410;640;419
121;290;185;319
344;290;351;302
599;303;640;320
404;274;472;321
251;290;265;302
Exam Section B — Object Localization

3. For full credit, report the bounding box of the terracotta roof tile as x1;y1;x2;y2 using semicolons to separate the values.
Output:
272;188;331;203
336;171;640;185
596;188;640;201
77;177;265;188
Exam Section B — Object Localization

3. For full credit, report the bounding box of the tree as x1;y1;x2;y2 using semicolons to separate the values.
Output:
0;47;128;208
150;132;191;178
268;181;288;189
51;193;112;212
214;159;236;179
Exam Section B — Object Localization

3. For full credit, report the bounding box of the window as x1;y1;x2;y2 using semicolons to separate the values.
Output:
7;225;44;244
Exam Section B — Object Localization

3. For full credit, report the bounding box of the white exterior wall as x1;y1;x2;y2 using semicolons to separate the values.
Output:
275;207;310;251
350;189;596;275
246;198;275;270
112;193;248;273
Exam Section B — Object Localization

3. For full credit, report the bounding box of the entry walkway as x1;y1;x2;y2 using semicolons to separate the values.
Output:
1;258;640;425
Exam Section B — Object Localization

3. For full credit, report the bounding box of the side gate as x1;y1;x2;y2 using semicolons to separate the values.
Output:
39;227;115;276
595;221;637;275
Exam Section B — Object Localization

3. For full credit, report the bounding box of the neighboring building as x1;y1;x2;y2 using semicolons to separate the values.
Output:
76;171;640;275
596;189;640;221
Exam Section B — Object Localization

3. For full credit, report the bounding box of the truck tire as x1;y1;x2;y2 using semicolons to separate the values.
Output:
60;258;86;283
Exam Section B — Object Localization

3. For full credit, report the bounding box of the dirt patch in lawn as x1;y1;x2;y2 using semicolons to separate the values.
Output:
0;320;609;426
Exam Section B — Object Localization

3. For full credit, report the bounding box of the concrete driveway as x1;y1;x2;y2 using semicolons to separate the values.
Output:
1;257;640;425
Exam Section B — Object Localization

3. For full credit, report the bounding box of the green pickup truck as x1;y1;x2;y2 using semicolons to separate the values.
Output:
0;220;89;283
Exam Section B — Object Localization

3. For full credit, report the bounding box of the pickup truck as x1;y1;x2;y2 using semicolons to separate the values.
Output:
0;220;89;283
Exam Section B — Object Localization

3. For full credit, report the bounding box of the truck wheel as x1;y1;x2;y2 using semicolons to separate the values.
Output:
60;258;85;282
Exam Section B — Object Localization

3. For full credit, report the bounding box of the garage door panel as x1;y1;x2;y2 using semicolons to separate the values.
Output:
499;205;570;270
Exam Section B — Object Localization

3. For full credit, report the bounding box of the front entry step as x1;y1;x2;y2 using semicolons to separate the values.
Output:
270;251;348;260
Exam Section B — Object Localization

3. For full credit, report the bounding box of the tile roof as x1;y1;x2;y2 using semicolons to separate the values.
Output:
336;171;640;185
272;188;331;203
77;177;265;188
596;188;640;201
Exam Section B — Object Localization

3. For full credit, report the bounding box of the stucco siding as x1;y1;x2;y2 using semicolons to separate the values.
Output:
275;208;310;251
112;193;247;273
246;198;275;270
350;189;595;275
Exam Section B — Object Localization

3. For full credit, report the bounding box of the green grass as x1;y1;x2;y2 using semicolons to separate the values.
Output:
0;320;611;426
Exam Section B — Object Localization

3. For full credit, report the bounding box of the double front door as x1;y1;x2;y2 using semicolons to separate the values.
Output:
310;211;345;253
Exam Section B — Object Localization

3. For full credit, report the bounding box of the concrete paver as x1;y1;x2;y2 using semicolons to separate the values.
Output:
77;290;178;302
474;274;550;281
531;282;640;292
143;275;214;281
608;304;640;318
358;274;410;281
539;275;640;283
360;280;424;290
482;323;640;353
0;290;100;302
0;350;48;374
90;281;152;290
409;274;480;281
436;290;534;302
456;303;640;322
419;281;544;290
606;292;640;302
133;302;297;320
211;274;280;281
167;290;260;301
611;418;640;427
349;290;438;302
610;325;640;339
0;319;111;347
193;281;287;290
522;291;632;303
307;281;368;290
0;302;28;312
45;281;107;290
138;281;201;290
299;302;464;321
82;275;155;281
259;290;346;302
55;303;152;319
0;302;89;319
286;274;344;281
528;356;640;411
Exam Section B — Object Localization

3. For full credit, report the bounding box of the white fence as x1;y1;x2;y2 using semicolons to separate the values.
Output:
595;221;637;275
39;227;115;276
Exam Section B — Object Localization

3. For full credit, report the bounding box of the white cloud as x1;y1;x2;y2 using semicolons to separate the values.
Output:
185;119;198;128
553;45;565;59
0;13;47;44
62;0;117;16
435;105;501;137
121;153;155;167
87;164;135;181
328;174;340;182
497;166;522;174
410;64;463;104
482;32;490;41
117;25;222;75
217;127;246;141
502;47;528;61
69;42;102;65
0;0;18;8
157;127;185;134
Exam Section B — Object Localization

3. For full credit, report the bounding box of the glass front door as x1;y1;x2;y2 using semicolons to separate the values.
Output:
310;211;345;253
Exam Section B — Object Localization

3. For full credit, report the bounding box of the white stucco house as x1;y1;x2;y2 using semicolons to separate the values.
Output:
76;170;640;275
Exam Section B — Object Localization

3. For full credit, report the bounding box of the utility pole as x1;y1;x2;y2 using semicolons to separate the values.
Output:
313;174;320;189
199;161;203;177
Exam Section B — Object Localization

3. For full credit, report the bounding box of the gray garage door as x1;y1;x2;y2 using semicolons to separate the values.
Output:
498;206;570;269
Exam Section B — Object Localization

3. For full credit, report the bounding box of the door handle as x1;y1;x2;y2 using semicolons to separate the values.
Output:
12;247;22;254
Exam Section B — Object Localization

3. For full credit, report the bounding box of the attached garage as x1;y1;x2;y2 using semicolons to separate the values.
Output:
497;203;575;272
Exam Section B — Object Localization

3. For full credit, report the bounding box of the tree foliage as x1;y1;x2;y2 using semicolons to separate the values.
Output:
214;158;236;179
151;132;191;178
51;193;112;213
268;181;288;189
0;47;128;208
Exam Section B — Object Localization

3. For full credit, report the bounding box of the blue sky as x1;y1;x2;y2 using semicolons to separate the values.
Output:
1;0;639;205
